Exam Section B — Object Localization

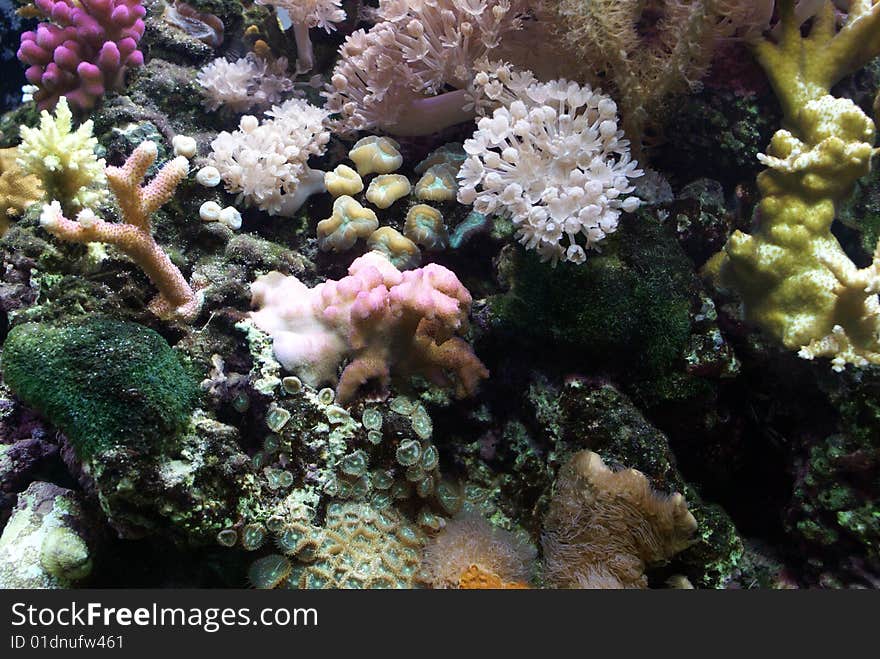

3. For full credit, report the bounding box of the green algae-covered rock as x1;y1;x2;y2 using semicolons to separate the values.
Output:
490;212;694;376
1;317;198;460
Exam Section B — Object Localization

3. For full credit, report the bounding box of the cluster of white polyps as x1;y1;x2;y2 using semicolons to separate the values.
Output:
206;98;330;217
457;78;643;265
196;55;294;113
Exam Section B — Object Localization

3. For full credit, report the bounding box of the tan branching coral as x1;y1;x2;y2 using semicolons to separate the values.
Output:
0;147;42;234
39;141;202;321
542;450;697;589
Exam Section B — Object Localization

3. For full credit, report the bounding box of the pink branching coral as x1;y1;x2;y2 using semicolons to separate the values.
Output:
39;141;202;321
324;0;542;136
255;0;346;74
17;0;146;112
249;251;489;405
542;450;697;589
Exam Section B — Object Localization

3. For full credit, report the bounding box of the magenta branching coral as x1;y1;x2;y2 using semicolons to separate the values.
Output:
324;0;542;136
249;251;489;405
17;0;146;112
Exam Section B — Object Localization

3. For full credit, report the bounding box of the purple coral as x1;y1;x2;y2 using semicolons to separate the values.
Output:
17;0;146;112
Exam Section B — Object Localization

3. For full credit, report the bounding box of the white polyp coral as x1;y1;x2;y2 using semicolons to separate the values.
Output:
206;98;330;217
197;55;294;113
457;76;643;265
256;0;346;73
324;0;540;135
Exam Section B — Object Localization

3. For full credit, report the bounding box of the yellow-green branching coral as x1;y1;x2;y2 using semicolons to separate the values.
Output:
705;0;880;371
17;96;107;213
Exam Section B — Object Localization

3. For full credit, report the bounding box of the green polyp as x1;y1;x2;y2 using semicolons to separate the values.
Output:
395;439;422;467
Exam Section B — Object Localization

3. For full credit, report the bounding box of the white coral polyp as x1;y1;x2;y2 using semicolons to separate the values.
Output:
458;79;643;265
206;98;330;217
197;55;294;113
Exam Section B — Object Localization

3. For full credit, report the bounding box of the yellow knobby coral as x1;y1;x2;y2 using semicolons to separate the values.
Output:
17;96;107;212
0;147;42;234
705;0;880;371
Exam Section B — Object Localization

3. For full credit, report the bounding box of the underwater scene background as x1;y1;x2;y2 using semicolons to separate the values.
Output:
0;0;878;590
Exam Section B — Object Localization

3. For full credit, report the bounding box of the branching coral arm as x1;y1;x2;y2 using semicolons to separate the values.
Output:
40;142;202;321
753;0;880;119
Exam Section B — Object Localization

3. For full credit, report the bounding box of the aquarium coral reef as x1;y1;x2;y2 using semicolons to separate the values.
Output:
1;0;879;590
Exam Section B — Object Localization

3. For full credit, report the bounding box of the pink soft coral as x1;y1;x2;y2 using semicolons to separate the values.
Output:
17;0;146;112
249;251;489;405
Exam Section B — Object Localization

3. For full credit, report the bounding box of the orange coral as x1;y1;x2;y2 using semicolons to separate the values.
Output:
458;565;530;590
39;141;202;321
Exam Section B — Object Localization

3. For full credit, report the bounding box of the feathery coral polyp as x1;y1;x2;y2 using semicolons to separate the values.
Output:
17;0;146;112
40;141;202;321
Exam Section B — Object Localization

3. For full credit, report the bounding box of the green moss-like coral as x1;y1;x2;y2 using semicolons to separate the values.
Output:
2;317;198;460
491;212;694;376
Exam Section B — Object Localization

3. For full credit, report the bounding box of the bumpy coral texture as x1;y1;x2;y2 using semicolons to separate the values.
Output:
17;96;106;212
17;0;145;112
197;55;293;113
207;98;329;216
458;78;642;265
250;251;489;405
542;450;697;589
419;512;535;589
255;0;345;74
324;0;541;135
0;147;42;232
706;0;880;371
39;141;201;321
296;503;423;589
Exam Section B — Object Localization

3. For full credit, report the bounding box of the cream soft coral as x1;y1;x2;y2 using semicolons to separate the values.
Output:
542;450;697;589
323;0;541;136
249;251;489;405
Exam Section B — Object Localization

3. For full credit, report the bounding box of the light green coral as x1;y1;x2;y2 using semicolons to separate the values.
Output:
706;0;880;371
17;96;107;212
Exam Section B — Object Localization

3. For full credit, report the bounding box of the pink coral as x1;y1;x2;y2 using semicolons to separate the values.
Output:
17;0;145;112
249;251;489;405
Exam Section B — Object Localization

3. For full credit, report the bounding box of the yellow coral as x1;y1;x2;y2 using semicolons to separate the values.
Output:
316;195;379;252
706;0;880;371
17;96;106;212
0;147;42;234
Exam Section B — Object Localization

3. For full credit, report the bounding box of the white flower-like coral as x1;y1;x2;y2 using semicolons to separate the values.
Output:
256;0;346;73
206;98;330;217
457;77;643;265
197;55;294;113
